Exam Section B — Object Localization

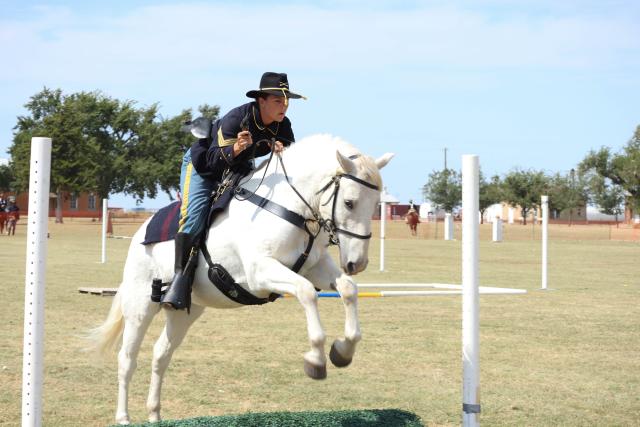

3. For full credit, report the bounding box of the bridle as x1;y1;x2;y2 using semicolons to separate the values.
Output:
313;168;379;244
277;152;379;245
234;145;379;272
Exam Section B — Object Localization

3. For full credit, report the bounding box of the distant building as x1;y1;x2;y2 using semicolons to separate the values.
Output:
374;188;401;219
6;191;105;218
481;201;630;224
419;202;448;221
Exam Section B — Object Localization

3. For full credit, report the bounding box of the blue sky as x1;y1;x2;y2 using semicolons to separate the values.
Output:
1;0;639;209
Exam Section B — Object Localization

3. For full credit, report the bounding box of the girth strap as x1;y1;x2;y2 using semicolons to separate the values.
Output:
200;240;280;305
235;187;317;273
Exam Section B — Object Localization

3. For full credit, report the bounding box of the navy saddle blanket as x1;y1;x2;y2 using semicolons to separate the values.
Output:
142;201;181;245
142;187;236;245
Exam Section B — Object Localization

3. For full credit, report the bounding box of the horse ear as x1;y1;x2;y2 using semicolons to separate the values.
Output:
336;151;357;174
375;153;394;170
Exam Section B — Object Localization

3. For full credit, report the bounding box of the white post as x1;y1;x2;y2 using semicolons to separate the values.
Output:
492;218;502;242
444;213;453;240
22;137;51;427
462;154;480;426
380;199;386;272
541;195;549;290
508;207;514;224
101;198;108;263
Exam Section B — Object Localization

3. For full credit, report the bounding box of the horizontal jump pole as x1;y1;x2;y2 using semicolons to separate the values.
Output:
357;283;527;294
314;290;521;298
282;288;526;298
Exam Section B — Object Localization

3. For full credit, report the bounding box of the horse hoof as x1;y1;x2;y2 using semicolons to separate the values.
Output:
304;360;327;380
115;415;130;425
329;342;352;368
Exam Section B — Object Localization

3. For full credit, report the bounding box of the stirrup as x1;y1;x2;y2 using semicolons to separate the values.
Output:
160;272;192;312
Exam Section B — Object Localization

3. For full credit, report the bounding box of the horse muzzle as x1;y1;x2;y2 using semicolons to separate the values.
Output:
344;259;368;276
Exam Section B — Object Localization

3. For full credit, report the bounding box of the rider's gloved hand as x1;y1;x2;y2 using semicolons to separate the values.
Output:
269;140;284;153
233;131;253;157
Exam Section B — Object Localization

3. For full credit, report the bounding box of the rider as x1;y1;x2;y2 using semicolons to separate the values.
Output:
0;193;7;234
5;197;19;236
162;72;306;310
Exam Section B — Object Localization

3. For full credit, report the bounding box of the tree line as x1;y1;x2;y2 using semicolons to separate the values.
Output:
1;88;638;224
423;126;639;225
0;88;219;221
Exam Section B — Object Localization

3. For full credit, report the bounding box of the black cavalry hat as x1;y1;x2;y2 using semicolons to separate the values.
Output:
246;72;306;101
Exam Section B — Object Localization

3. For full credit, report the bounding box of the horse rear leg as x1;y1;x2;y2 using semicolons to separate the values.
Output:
116;304;158;425
146;304;204;422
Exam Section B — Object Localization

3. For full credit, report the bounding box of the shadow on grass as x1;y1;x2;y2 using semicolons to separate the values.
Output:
120;409;423;426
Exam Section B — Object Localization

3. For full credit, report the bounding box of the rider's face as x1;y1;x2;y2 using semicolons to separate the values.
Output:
258;95;288;125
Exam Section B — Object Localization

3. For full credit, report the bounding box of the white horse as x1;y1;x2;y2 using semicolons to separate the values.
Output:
89;134;393;425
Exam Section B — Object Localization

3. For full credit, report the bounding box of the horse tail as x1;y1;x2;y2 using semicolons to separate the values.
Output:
86;288;125;355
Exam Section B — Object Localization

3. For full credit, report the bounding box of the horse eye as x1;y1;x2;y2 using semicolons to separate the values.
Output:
345;200;354;210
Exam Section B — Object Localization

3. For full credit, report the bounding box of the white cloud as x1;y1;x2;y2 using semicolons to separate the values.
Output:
1;2;638;88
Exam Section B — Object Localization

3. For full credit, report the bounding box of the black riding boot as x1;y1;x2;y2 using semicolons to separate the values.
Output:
161;232;195;311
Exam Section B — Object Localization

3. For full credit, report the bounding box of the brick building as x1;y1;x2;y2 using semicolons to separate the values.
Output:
5;191;104;218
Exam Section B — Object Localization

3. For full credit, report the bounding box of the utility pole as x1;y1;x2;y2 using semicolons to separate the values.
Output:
444;147;448;170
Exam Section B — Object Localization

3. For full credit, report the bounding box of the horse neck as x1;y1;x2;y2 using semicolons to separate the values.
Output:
246;153;336;216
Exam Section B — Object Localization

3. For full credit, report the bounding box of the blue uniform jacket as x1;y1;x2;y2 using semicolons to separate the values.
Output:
190;102;295;182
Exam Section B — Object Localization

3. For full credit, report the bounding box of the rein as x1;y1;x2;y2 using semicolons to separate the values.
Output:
235;150;379;272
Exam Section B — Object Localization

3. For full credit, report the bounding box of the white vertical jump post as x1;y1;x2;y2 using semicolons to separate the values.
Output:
22;137;52;427
101;198;108;263
492;217;502;242
540;195;549;290
444;212;453;240
379;188;386;272
462;154;480;426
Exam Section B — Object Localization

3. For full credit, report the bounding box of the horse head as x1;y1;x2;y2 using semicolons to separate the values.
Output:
323;150;394;275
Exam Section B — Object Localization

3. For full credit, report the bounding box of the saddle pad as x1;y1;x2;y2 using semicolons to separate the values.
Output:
142;201;181;245
141;183;237;245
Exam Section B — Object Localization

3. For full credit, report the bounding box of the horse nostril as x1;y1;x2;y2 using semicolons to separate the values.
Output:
347;262;357;275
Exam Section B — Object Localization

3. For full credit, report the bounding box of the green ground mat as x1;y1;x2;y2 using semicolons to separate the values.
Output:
120;408;423;427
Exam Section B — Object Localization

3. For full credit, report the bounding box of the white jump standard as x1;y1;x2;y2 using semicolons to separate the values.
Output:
22;137;52;427
462;154;480;427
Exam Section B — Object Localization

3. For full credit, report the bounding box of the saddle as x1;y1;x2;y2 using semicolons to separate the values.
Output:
141;178;238;246
146;171;280;306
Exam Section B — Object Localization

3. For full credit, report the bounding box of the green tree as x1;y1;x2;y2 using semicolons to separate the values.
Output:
0;163;15;191
9;88;174;221
501;168;548;225
422;168;461;213
546;169;589;225
479;173;503;224
140;104;220;200
582;170;625;223
11;88;91;221
579;125;640;216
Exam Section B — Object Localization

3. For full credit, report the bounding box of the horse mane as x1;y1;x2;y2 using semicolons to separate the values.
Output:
280;134;382;189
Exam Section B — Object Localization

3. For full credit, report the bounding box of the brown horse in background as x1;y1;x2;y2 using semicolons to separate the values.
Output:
405;209;420;236
6;212;18;236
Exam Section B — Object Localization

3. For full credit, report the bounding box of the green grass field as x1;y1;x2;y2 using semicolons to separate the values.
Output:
0;219;639;426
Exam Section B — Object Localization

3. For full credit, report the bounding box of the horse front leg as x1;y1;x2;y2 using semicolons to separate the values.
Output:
304;255;361;369
329;273;361;368
252;257;327;379
146;304;204;422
